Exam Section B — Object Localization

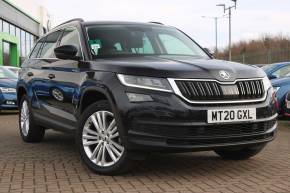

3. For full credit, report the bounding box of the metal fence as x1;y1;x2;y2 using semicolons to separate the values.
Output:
218;49;290;65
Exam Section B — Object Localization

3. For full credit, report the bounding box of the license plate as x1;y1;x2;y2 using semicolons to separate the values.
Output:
208;108;256;123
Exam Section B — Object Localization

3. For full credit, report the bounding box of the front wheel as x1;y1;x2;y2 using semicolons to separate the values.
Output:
214;144;266;160
76;100;131;175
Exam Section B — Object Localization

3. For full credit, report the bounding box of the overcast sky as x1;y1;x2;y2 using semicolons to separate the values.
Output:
35;0;290;50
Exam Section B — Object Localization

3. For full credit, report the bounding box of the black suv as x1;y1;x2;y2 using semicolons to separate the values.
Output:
17;19;277;175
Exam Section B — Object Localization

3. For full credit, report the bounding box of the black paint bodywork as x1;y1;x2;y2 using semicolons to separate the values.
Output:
17;21;277;152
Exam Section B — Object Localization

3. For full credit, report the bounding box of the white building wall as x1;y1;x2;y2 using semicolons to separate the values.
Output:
4;0;51;35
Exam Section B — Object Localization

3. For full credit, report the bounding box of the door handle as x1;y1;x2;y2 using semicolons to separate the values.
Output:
48;74;55;79
27;72;34;77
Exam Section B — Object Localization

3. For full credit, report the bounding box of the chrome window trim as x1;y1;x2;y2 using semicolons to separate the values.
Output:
30;58;58;60
254;113;278;123
167;77;268;104
28;26;85;60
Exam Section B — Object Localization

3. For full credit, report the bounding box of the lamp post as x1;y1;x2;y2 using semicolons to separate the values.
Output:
217;0;237;61
202;16;223;54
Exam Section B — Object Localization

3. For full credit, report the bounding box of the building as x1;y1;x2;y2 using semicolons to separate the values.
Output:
0;0;50;67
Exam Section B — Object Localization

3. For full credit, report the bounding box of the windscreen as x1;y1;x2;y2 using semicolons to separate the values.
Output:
86;25;209;59
261;64;277;72
0;67;18;79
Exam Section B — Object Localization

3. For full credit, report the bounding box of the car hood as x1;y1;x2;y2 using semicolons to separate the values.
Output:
271;77;290;87
0;78;17;88
90;56;266;81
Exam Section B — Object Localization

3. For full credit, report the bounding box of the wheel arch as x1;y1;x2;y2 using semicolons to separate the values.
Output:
17;86;27;106
79;86;117;115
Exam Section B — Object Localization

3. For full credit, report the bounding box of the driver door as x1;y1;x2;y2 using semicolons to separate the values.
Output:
41;27;85;130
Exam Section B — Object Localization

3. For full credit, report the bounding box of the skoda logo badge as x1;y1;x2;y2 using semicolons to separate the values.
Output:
219;70;230;80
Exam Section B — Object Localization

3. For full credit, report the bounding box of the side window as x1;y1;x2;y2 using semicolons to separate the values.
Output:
273;65;290;78
159;34;194;55
30;41;43;59
59;28;82;57
38;31;62;58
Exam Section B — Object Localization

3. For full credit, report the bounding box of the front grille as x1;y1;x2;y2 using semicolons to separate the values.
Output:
133;120;276;138
182;120;276;137
167;132;274;146
175;79;265;101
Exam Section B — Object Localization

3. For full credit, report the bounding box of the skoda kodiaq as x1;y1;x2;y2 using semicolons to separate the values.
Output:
17;19;277;174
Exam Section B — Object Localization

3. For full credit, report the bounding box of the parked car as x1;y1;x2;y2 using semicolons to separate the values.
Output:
0;66;18;111
270;77;290;117
262;62;290;117
17;19;277;175
262;62;290;80
5;66;21;76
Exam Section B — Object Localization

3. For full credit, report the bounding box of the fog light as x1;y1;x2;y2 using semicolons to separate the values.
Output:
6;101;15;105
126;93;153;102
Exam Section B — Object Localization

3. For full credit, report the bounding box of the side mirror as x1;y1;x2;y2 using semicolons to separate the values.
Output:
268;74;278;80
204;48;214;57
54;45;79;60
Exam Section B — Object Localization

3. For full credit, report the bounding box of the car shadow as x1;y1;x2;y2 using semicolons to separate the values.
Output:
38;131;266;177
127;152;265;177
0;110;18;115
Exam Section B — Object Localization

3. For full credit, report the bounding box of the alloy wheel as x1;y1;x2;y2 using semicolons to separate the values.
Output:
82;111;124;167
20;100;30;136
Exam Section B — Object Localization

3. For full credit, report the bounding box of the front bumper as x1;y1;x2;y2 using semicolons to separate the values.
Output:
112;82;277;152
0;93;18;110
126;115;277;152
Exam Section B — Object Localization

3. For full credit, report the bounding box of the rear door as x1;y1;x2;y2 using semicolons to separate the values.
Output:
26;30;64;124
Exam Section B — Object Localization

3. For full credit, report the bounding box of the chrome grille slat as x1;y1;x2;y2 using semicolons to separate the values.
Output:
197;82;205;96
251;81;256;95
188;82;197;96
239;82;245;95
213;82;221;96
205;82;213;96
246;81;250;95
256;80;261;95
257;81;261;95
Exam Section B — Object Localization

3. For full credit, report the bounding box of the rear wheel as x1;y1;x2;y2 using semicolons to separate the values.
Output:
214;144;266;160
19;96;45;142
77;100;131;175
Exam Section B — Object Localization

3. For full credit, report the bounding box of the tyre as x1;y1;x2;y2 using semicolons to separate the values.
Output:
19;96;45;142
214;144;266;160
76;100;131;175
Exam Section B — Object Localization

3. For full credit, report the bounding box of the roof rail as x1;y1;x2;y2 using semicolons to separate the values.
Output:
55;18;84;28
148;21;164;25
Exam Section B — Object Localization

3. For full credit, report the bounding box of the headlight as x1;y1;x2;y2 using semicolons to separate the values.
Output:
0;87;16;93
262;76;272;91
117;74;172;92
